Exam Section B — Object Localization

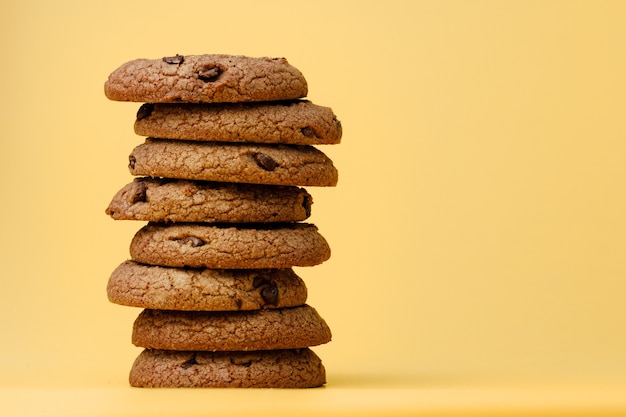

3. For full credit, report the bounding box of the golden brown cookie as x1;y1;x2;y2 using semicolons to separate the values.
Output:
105;54;307;103
134;100;342;145
106;178;312;223
107;260;307;311
132;305;332;351
128;139;338;187
129;222;331;269
129;348;326;388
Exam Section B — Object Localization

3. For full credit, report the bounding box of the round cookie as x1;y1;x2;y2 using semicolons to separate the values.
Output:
134;100;342;145
107;260;308;311
106;178;312;223
105;54;307;103
130;222;331;269
129;348;326;388
132;305;332;351
128;139;338;187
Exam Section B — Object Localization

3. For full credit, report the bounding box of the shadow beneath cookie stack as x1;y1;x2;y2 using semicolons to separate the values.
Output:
103;54;341;388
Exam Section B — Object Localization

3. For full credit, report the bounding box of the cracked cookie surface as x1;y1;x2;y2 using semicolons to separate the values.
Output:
107;260;307;311
129;348;326;388
132;305;331;351
129;222;331;269
134;100;342;145
129;139;338;187
105;54;307;103
106;178;312;223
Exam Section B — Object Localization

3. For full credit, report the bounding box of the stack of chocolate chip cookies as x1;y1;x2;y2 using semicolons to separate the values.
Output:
103;54;341;388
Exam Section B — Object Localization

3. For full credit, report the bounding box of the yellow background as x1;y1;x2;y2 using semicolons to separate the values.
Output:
2;0;626;415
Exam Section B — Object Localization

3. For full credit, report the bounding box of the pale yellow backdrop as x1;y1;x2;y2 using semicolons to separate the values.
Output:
1;0;626;414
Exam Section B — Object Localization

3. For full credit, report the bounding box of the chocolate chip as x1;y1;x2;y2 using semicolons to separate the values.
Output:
198;66;221;82
163;54;184;65
253;276;270;289
260;282;279;306
176;236;205;247
128;155;136;170
301;126;316;138
129;181;148;204
252;276;279;306
136;103;154;120
253;152;279;171
302;194;312;218
181;353;198;369
334;118;342;132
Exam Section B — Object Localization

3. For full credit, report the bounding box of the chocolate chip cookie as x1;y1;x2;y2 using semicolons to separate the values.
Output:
107;260;307;311
132;305;331;351
106;178;312;223
134;100;342;145
105;54;307;103
129;348;326;388
128;139;338;187
129;223;331;269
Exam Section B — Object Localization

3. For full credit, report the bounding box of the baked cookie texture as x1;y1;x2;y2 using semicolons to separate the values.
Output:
129;223;331;269
106;178;312;223
134;100;342;145
129;348;326;388
105;54;308;103
107;261;308;311
132;305;331;351
104;53;338;388
128;139;338;187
